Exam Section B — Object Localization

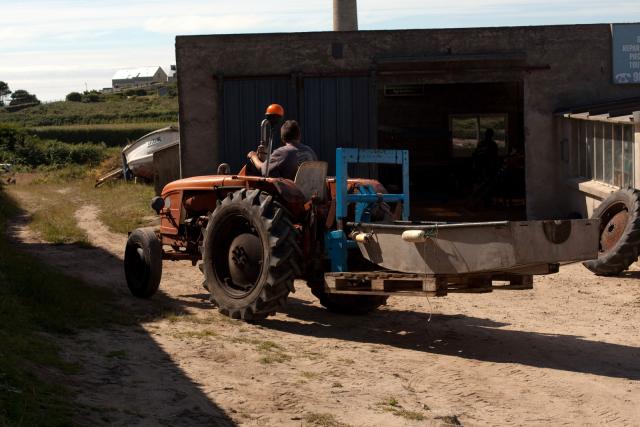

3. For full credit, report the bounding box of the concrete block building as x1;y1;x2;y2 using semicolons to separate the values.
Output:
175;22;640;221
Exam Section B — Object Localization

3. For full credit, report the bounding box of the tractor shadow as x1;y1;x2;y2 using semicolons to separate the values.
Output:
261;296;640;381
5;202;235;426
617;270;640;279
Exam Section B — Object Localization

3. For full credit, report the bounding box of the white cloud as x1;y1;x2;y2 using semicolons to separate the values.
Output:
143;15;270;34
1;0;639;100
1;45;174;100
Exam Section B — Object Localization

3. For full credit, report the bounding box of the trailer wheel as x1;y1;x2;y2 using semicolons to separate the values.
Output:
583;188;640;276
202;189;301;321
124;227;162;298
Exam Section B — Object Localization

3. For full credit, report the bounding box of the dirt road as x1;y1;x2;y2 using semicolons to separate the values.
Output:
9;201;640;426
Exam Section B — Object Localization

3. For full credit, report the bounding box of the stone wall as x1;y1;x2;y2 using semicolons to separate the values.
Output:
176;24;640;218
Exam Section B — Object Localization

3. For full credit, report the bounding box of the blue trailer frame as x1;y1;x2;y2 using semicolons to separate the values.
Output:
326;148;410;272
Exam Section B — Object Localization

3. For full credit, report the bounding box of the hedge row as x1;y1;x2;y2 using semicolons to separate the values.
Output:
29;124;168;147
22;111;178;127
0;124;108;167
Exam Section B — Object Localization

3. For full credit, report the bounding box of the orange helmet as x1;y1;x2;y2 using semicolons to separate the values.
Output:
265;104;284;118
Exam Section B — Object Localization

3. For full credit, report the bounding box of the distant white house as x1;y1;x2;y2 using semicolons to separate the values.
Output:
112;66;168;89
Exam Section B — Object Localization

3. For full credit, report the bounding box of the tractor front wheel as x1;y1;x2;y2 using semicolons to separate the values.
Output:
124;227;163;298
202;189;301;321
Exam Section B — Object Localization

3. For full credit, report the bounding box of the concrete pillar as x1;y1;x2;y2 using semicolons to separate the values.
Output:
333;0;358;31
634;111;640;189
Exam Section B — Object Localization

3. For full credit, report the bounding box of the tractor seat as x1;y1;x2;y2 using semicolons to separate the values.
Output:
294;161;328;202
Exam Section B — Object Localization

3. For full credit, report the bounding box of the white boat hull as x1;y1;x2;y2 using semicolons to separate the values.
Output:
123;126;179;180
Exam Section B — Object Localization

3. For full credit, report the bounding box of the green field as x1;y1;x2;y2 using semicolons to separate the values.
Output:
30;122;176;146
0;90;178;150
0;95;178;127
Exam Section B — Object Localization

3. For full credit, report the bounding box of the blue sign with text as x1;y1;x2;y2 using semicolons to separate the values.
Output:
612;24;640;84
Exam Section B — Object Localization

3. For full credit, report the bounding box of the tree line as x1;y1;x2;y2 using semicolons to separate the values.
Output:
0;81;40;107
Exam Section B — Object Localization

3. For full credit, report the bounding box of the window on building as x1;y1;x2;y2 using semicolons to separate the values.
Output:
451;115;508;157
574;120;635;188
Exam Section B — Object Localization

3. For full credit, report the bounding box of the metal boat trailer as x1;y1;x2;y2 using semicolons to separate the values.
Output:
322;149;600;298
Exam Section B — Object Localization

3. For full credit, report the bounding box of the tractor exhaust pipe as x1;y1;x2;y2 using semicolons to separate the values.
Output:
260;104;285;177
333;0;358;31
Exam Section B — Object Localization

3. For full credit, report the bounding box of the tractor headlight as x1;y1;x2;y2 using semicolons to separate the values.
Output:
151;196;165;213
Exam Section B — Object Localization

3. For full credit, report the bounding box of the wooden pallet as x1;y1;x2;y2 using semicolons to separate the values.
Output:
324;271;533;297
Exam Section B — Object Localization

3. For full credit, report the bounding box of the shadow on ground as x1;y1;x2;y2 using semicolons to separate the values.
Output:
257;296;640;381
7;206;235;426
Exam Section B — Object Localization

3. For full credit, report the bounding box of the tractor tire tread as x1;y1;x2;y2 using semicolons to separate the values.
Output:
583;188;640;276
124;227;162;298
203;189;300;320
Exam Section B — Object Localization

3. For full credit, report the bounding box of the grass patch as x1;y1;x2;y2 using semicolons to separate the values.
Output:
387;408;426;421
230;336;262;345
11;166;155;242
30;203;90;245
171;330;218;339
379;397;399;407
376;397;426;421
301;371;321;380
230;339;292;364
256;340;290;364
0;185;129;426
258;353;291;364
303;412;351;427
93;181;156;234
256;340;285;352
164;313;213;324
435;415;462;425
11;169;91;245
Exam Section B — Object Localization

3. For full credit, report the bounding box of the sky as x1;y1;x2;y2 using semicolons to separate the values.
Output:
1;0;639;101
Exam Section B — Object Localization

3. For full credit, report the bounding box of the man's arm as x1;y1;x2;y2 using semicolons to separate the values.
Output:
247;151;264;171
247;144;268;170
248;147;286;177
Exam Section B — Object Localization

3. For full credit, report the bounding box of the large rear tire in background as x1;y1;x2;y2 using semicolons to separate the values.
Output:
124;227;162;298
583;188;640;276
202;189;301;321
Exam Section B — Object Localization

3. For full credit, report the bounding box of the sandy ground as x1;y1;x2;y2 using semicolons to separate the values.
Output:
7;193;640;426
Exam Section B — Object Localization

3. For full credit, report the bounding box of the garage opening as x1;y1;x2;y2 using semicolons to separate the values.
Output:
377;82;526;221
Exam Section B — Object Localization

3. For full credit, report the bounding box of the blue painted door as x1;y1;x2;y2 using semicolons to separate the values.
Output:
219;75;375;175
301;76;376;175
220;77;298;172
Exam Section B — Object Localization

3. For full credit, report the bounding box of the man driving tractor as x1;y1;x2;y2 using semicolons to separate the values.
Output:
247;119;317;180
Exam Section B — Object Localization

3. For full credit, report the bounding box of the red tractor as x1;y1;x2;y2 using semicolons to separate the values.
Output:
124;104;599;321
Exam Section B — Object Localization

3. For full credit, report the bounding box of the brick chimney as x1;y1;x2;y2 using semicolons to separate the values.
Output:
333;0;358;31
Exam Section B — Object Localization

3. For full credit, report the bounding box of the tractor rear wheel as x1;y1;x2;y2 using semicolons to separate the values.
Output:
583;188;640;276
201;189;301;320
124;227;162;298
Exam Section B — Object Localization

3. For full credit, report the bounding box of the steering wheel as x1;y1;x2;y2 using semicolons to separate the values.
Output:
245;156;262;177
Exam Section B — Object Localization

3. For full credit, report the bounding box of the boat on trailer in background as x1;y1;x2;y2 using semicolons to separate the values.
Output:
95;126;179;187
122;126;179;180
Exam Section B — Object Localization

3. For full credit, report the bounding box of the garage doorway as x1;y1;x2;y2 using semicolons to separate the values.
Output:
377;81;526;221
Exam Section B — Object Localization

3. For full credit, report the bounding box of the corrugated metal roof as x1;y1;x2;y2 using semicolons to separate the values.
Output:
112;67;162;80
555;96;640;123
